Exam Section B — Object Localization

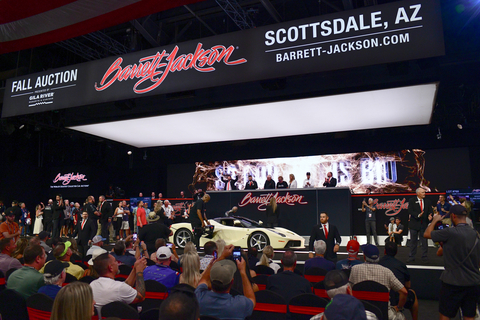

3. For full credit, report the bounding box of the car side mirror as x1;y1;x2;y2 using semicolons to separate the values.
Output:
258;220;263;225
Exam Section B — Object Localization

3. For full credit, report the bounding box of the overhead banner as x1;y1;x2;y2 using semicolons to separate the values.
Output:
2;0;444;117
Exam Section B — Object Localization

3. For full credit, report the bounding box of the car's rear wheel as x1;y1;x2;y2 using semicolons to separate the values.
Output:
248;232;270;252
174;228;193;248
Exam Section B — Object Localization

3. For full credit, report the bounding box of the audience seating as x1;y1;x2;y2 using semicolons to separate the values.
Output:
0;289;29;320
116;264;132;281
101;301;140;319
352;280;389;320
252;274;269;291
26;293;54;320
288;293;328;320
80;275;96;284
138;280;169;312
5;267;16;280
254;265;274;275
303;267;328;284
146;258;156;266
249;290;287;320
361;300;384;320
139;308;159;320
0;270;5;291
312;281;329;300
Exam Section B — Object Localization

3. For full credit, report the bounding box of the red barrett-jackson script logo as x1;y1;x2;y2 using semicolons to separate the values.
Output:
94;43;247;94
53;173;88;186
239;192;308;211
372;198;409;216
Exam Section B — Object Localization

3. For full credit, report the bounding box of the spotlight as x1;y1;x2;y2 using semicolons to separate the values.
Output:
457;124;463;129
19;124;25;130
437;128;442;140
127;151;132;155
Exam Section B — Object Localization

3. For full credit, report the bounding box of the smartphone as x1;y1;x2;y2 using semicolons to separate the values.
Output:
167;243;173;248
132;233;138;241
213;250;218;259
232;246;242;261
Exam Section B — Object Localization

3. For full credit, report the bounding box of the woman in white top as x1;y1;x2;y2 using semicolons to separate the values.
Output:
289;174;297;189
113;202;124;240
33;203;45;235
256;245;281;274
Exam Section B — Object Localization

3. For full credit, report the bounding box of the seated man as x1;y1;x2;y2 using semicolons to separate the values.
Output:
86;235;105;256
0;237;23;275
311;270;378;320
7;244;46;299
379;241;419;320
336;238;362;273
349;244;408;320
38;231;52;253
200;241;217;271
38;260;68;299
159;289;200;320
41;241;84;280
143;247;180;291
90;253;146;314
111;240;136;267
305;240;335;272
267;250;312;302
195;244;255;320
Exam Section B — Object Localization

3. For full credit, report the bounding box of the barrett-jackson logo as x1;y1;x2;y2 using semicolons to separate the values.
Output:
239;192;308;210
371;198;409;216
53;173;88;186
94;43;247;94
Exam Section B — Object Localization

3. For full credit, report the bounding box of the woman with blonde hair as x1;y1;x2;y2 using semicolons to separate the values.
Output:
215;239;226;257
50;282;95;320
256;245;280;274
265;197;279;227
289;174;297;189
179;251;201;288
33;202;45;235
12;238;29;259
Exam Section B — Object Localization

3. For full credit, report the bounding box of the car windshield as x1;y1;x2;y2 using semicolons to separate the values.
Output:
214;216;261;228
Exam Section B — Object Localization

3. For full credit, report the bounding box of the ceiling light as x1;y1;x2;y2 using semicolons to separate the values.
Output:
69;83;438;148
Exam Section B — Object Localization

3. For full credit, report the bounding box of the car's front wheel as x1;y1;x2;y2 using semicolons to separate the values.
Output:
248;231;270;252
174;228;193;248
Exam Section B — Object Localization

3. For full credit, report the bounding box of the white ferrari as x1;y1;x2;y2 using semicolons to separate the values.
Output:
169;216;305;251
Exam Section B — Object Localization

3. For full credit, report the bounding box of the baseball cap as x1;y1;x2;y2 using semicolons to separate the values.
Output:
88;248;107;265
210;259;236;286
450;204;468;215
324;294;367;320
156;247;172;260
92;235;106;244
5;209;15;217
346;239;360;255
361;244;379;260
44;260;69;278
39;231;50;240
324;270;349;291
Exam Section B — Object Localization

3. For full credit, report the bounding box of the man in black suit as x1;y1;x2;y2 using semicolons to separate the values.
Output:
244;175;258;190
407;188;433;262
221;173;238;191
323;172;337;187
73;211;96;258
51;195;65;238
309;212;341;262
98;195;112;241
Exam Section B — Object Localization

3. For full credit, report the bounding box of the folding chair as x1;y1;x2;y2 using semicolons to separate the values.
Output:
352;280;389;320
0;289;29;320
249;290;287;320
288;293;328;320
0;270;5;291
303;267;328;284
26;293;54;320
254;265;275;275
253;274;270;291
312;281;329;300
138;280;169;312
102;301;140;319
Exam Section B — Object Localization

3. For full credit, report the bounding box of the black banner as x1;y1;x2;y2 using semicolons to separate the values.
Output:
351;193;443;236
3;0;444;118
205;188;351;236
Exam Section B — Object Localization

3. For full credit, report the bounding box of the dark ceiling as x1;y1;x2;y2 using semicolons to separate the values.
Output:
1;0;479;164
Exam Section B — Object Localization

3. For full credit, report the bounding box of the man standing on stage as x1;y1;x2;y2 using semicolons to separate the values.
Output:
98;195;112;241
424;205;480;320
309;212;341;262
43;199;53;233
85;196;99;236
52;195;65;238
323;172;337;187
222;172;238;191
189;194;210;249
362;198;379;246
407;188;433;262
244;175;258;190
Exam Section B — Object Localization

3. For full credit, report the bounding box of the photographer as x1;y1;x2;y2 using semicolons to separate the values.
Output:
424;205;480;320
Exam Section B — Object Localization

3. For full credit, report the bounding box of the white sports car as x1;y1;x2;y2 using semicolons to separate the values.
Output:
169;216;305;251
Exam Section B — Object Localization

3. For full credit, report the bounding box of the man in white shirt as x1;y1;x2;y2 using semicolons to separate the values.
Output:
90;253;147;316
303;172;315;188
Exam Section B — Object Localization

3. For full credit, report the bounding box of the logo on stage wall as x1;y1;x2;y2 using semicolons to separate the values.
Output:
94;43;247;94
239;192;308;210
370;198;409;216
52;172;88;188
